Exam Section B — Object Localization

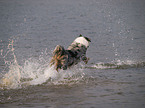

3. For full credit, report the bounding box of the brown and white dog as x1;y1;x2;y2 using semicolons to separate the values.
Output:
50;34;91;71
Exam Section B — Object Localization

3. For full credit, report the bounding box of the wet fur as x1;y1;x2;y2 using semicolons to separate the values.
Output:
50;45;67;71
50;35;90;71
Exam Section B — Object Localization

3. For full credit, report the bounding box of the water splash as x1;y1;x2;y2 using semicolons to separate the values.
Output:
0;39;21;89
0;39;85;89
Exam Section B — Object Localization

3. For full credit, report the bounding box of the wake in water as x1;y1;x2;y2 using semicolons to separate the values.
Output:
87;60;145;69
0;39;85;89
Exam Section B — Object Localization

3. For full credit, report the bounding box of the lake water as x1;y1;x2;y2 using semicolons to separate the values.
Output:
0;0;145;108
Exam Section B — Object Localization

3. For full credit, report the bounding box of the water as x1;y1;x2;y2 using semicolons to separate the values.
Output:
0;0;145;107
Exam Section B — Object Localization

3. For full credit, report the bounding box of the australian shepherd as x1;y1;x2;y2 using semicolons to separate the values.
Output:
50;34;91;71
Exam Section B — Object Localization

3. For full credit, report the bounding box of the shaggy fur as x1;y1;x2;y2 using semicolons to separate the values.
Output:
50;35;91;71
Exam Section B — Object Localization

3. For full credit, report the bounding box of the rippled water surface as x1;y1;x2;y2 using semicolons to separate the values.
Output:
0;0;145;108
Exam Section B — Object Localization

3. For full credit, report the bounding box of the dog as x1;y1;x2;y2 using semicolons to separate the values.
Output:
50;34;91;71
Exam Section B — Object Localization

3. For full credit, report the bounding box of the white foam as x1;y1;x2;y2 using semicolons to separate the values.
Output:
0;55;85;89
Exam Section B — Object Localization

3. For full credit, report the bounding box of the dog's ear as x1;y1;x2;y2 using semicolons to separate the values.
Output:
79;34;91;42
79;34;83;37
84;37;91;42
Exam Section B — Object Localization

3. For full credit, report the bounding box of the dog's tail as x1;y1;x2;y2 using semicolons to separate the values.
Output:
50;45;65;71
53;45;65;56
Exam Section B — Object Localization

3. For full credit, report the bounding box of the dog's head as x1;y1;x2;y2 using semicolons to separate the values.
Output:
74;34;91;48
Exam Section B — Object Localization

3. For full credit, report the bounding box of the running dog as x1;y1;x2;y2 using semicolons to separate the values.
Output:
50;34;91;71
